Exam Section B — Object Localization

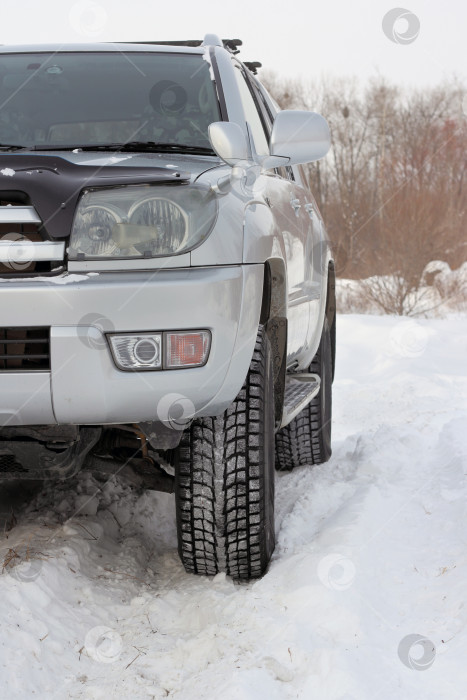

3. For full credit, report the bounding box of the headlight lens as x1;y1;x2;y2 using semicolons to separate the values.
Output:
69;184;217;259
72;204;122;257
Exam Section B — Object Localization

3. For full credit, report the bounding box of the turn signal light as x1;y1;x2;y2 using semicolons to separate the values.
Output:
165;331;211;368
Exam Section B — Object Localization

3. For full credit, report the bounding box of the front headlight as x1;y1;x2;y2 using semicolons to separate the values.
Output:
68;184;217;259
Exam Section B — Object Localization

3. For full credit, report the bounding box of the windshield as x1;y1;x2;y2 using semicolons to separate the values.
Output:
0;51;220;150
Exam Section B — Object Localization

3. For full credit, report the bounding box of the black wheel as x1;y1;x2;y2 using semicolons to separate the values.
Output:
275;317;333;470
175;326;275;580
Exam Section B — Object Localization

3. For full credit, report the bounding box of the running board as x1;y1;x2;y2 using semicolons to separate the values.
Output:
280;373;320;429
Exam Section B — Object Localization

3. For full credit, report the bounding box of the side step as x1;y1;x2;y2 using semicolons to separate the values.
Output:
280;373;320;429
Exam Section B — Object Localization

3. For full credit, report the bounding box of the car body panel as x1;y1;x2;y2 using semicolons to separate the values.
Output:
0;40;332;428
0;373;55;426
0;265;263;424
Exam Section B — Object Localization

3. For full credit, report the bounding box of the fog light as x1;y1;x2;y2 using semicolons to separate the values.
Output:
134;338;158;364
109;333;162;370
165;331;211;368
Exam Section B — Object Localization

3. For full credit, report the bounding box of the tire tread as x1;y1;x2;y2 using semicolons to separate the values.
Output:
275;319;332;471
176;327;275;579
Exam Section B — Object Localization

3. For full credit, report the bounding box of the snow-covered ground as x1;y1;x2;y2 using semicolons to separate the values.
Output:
337;261;467;316
1;314;466;699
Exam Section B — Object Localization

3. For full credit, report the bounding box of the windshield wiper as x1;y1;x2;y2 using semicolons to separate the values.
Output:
31;141;216;155
103;142;216;155
0;144;29;151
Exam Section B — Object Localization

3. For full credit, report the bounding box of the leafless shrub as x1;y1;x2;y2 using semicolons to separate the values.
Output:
336;262;467;317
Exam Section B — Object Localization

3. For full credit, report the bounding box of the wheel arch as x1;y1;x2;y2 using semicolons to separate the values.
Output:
325;260;336;382
260;258;288;429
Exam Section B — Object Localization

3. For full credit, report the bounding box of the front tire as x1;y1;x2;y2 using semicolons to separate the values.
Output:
275;317;333;470
175;326;275;580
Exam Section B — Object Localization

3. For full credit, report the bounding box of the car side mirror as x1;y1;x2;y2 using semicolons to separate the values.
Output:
262;110;331;169
208;122;251;166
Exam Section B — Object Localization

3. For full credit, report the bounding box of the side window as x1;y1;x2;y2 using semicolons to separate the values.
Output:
249;79;274;131
232;63;269;156
250;78;295;182
254;81;281;120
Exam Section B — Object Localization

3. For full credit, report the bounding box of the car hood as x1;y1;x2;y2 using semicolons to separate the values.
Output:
0;150;221;238
25;150;221;175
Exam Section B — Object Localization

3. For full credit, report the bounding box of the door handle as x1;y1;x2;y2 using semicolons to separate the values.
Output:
290;198;301;212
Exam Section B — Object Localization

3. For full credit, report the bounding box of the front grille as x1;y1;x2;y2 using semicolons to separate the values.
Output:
0;201;65;277
0;327;50;371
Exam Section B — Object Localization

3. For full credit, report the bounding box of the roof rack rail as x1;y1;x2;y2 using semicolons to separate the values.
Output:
121;38;243;55
244;61;262;75
221;39;242;54
115;38;261;71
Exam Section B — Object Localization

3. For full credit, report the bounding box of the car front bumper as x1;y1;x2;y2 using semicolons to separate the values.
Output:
0;264;264;426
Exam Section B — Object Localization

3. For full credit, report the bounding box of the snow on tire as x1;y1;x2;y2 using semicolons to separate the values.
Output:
175;326;275;580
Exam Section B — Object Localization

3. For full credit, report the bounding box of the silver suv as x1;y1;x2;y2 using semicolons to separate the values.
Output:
0;36;336;579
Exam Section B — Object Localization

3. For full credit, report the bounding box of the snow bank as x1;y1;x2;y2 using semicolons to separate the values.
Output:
337;261;467;317
0;314;466;699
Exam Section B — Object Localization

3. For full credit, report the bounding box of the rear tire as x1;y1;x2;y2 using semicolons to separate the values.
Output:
275;317;333;470
175;326;275;580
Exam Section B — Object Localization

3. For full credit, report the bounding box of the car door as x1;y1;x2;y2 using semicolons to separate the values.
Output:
251;76;324;360
289;165;323;351
232;67;310;361
261;167;310;359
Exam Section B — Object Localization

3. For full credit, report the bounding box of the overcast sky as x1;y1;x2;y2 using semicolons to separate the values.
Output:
1;0;465;89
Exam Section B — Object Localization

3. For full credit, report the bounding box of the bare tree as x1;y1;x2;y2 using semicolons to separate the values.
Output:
261;72;467;314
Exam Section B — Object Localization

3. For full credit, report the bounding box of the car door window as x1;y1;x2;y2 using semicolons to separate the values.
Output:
247;77;274;131
232;63;269;156
247;77;296;184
